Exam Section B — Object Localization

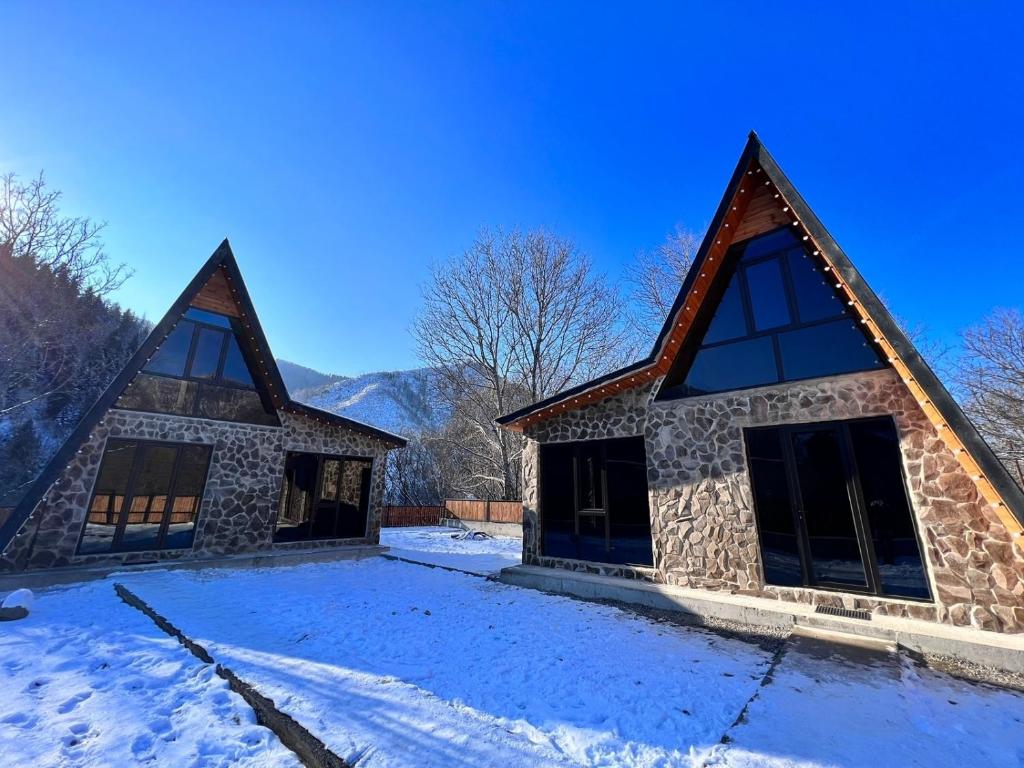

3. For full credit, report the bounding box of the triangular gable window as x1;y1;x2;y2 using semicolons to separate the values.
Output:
117;307;279;425
657;227;885;400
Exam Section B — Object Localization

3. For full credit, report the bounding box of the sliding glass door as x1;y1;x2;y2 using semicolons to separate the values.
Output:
274;452;373;543
746;417;930;600
539;436;653;566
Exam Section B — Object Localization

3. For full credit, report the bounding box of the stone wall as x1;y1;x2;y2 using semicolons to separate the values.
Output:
523;369;1024;634
1;408;393;572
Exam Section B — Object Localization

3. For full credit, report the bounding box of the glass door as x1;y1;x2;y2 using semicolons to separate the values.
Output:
787;426;869;589
746;417;931;600
274;453;374;543
574;442;609;561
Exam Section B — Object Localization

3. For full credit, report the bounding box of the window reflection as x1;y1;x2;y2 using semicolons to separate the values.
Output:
274;453;373;542
78;439;211;554
745;419;930;600
117;307;278;425
658;227;885;399
539;437;653;567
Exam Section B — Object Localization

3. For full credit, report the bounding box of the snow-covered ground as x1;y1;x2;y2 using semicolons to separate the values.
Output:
701;636;1024;767
119;558;772;767
2;546;1022;767
0;580;297;768
381;525;522;574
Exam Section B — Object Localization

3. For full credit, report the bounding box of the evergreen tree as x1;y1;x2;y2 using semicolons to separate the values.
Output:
0;173;147;506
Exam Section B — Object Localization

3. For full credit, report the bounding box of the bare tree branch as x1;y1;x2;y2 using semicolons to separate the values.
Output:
413;228;629;500
952;308;1024;487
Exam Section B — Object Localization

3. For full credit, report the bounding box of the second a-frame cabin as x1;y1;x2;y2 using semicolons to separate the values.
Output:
0;241;405;573
498;133;1024;635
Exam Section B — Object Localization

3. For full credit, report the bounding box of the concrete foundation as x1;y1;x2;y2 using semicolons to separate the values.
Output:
499;563;1024;674
0;544;387;593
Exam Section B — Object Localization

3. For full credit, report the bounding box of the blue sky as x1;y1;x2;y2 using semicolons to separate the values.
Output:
2;2;1021;375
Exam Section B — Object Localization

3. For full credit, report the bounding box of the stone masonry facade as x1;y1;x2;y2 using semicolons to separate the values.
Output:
522;369;1024;634
0;408;392;572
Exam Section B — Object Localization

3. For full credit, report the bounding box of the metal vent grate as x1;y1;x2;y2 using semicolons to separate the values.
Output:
815;604;872;621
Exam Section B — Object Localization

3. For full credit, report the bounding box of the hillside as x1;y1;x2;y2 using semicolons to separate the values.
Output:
276;359;345;393
278;360;449;437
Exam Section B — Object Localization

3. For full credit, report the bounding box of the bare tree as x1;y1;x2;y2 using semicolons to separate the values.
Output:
624;225;701;341
953;308;1024;486
0;173;145;503
384;429;456;505
414;229;630;500
1;173;130;296
0;174;134;418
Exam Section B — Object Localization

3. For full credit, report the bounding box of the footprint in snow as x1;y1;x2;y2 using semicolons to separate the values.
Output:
131;733;155;758
2;711;38;729
57;691;93;714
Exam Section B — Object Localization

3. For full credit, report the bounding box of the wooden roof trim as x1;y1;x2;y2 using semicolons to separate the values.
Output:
190;268;241;317
506;155;762;432
763;164;1024;545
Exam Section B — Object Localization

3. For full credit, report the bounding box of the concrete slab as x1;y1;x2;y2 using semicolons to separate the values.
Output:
499;563;1024;674
0;545;388;593
791;624;897;654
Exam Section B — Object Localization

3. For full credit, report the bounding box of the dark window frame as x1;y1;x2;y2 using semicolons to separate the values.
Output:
538;436;653;567
120;308;280;425
658;227;883;400
273;451;375;543
572;440;611;549
744;416;932;601
148;311;259;393
75;437;213;555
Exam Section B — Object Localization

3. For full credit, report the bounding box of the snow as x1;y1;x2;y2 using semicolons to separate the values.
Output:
1;588;34;610
119;558;773;767
296;367;449;435
0;580;298;767
3;550;1022;768
381;525;522;574
700;636;1024;767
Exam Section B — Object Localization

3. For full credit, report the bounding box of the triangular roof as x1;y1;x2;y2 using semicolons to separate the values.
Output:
496;133;1024;536
0;240;405;551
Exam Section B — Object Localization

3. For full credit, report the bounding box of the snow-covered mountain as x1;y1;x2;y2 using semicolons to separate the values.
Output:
276;359;345;393
278;360;449;437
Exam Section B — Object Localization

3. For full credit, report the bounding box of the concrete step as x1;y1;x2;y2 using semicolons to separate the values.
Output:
791;623;897;653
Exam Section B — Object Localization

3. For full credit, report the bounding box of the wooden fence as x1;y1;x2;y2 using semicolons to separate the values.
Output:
381;505;446;527
445;499;523;524
381;499;523;527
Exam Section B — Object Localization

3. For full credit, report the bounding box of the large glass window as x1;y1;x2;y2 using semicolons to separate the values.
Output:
745;417;930;600
539;436;653;566
746;429;802;587
78;439;212;555
274;453;373;543
117;307;279;426
658;227;885;399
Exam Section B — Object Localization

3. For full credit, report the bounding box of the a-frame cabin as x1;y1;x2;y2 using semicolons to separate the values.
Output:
0;241;405;573
498;134;1024;635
